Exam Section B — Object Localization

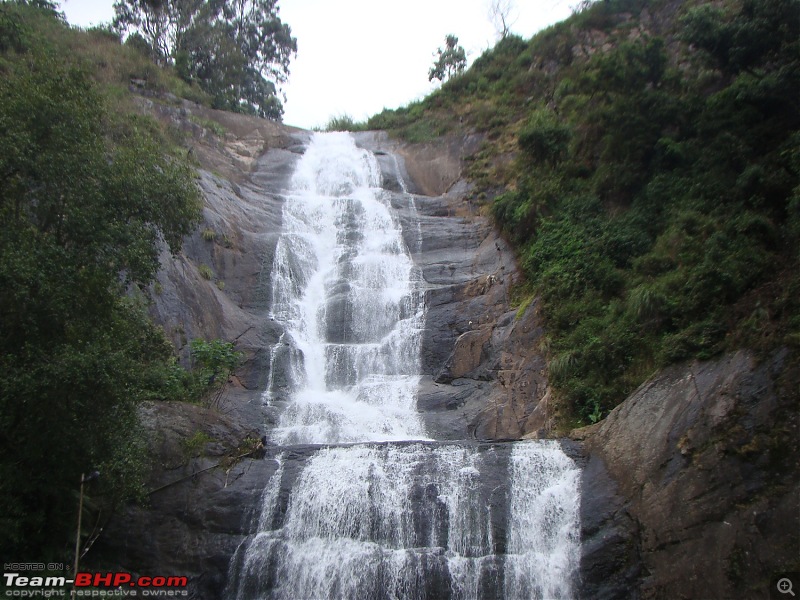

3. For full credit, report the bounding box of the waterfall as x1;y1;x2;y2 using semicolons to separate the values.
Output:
264;132;426;445
228;133;581;599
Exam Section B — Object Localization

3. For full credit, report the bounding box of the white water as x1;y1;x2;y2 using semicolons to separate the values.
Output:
229;133;581;599
264;132;426;444
505;443;582;599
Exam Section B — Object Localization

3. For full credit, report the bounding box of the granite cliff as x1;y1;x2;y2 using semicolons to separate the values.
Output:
90;99;798;599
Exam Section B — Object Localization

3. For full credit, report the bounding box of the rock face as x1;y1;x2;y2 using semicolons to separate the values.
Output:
131;100;311;417
90;122;558;597
354;131;555;442
575;349;800;599
91;401;276;599
90;103;309;598
89;104;798;600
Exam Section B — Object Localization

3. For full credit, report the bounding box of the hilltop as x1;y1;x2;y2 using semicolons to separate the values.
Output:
354;0;800;427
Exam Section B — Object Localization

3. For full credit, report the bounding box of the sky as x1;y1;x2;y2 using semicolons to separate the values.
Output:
60;0;575;130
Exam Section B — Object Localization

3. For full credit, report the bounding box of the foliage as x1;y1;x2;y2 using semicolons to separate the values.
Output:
500;0;799;422
190;115;226;137
517;109;571;166
368;0;800;425
324;113;368;132
188;338;243;402
181;430;214;458
198;264;213;279
0;4;202;561
190;339;241;378
367;97;458;143
428;34;467;83
0;0;211;106
113;0;296;120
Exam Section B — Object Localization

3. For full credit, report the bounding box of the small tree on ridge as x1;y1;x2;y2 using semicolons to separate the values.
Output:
428;34;467;82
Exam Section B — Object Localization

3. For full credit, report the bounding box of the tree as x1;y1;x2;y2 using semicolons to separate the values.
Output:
428;34;467;83
6;0;62;16
487;0;517;39
0;25;201;559
113;0;296;120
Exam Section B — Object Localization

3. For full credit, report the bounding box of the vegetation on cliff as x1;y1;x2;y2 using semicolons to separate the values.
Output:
367;0;800;425
0;1;206;561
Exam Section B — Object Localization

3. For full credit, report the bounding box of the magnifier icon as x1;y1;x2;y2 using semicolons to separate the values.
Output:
778;578;796;596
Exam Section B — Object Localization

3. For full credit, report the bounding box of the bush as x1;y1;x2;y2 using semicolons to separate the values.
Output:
198;264;213;279
518;110;571;166
0;17;202;560
324;113;366;132
187;338;243;404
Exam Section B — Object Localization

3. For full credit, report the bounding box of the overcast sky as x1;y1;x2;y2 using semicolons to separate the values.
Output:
60;0;575;130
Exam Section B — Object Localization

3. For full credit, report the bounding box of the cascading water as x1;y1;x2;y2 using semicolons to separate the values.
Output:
227;132;581;600
264;133;426;444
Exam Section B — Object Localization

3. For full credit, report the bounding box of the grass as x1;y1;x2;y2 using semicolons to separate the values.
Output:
362;0;800;427
198;264;213;280
190;115;226;137
323;113;368;132
1;9;212;113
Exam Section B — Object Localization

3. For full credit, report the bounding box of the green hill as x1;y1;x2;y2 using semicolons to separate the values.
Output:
365;0;800;426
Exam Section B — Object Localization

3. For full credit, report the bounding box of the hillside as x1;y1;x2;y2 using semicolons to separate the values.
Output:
361;0;800;427
0;0;236;563
1;0;798;594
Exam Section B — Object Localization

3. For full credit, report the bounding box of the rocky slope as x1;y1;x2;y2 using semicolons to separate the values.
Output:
90;99;798;599
354;131;556;441
577;349;799;599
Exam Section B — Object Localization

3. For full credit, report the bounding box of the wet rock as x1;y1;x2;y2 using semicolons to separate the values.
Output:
354;132;554;442
147;129;305;398
436;327;493;383
224;440;517;599
88;103;307;598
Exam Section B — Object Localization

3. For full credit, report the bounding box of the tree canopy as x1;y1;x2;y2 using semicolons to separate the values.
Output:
428;34;467;83
0;1;202;560
113;0;296;120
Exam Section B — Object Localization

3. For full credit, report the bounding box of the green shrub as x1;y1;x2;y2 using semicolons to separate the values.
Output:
188;338;242;400
325;113;366;132
182;430;214;458
518;110;571;166
198;264;213;279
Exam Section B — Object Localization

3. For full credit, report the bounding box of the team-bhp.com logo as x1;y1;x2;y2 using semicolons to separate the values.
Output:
3;571;188;597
